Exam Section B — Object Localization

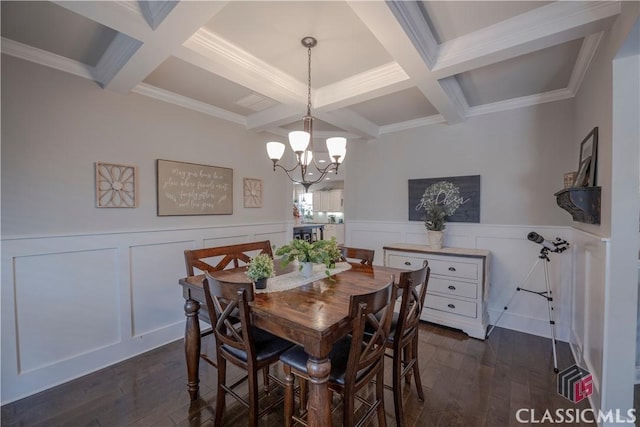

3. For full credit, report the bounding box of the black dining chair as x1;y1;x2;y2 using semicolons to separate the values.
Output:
279;277;397;427
203;272;294;427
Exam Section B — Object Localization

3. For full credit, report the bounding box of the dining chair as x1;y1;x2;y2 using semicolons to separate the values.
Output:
203;272;294;427
184;240;273;276
184;241;274;369
339;246;375;266
280;277;397;427
384;260;431;427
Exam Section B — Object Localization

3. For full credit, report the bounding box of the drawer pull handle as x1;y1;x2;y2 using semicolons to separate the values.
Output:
447;303;456;309
448;267;456;272
404;261;411;266
448;285;456;291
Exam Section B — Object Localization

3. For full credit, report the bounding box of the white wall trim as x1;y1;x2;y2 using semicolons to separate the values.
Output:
1;222;289;404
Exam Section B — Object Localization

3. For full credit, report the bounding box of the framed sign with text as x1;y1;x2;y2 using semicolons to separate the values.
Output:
156;159;233;215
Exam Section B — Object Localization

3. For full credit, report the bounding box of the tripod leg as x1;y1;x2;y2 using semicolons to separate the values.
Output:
544;260;559;373
486;258;542;338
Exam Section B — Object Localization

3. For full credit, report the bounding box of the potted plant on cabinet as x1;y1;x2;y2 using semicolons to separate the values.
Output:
246;253;275;289
275;237;341;277
420;181;465;249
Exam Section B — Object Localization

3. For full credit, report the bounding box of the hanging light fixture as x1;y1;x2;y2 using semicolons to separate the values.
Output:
266;36;346;192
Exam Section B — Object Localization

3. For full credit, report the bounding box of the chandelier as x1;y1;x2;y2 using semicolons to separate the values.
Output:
266;36;346;192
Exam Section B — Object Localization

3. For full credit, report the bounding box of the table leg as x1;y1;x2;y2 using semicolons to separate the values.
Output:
184;298;201;400
305;356;331;427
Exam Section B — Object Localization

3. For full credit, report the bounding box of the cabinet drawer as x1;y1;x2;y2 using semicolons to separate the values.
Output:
429;277;477;299
425;294;477;318
429;258;478;280
387;254;426;270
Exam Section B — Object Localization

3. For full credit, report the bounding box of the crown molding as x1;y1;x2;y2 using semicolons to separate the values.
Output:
567;32;604;95
132;83;246;125
379;115;446;135
1;37;93;80
468;88;574;117
314;62;410;110
183;28;307;105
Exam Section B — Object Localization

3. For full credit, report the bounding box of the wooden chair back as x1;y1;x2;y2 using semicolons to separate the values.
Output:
202;272;256;358
346;277;396;389
340;246;375;266
184;240;273;276
394;261;430;342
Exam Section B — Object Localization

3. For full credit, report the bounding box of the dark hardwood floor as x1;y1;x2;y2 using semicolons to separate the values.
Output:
2;324;632;426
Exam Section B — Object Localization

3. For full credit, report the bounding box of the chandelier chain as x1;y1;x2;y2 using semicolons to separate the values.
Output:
307;43;312;116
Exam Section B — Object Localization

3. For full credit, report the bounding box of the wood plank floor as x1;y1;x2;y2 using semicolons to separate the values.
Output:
2;324;634;426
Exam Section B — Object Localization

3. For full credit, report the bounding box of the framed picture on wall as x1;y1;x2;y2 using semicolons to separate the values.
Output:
575;127;598;187
95;162;137;208
243;178;263;208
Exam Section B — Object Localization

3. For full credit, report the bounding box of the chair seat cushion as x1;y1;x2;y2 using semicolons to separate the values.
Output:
280;337;371;386
223;327;294;363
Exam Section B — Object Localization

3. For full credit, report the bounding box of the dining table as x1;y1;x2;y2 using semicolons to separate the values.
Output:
179;261;407;427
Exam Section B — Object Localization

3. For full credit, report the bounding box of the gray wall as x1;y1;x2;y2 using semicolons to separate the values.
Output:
1;55;291;238
345;100;576;226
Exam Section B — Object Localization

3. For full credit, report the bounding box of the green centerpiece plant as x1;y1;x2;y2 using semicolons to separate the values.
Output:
245;253;275;289
275;237;342;277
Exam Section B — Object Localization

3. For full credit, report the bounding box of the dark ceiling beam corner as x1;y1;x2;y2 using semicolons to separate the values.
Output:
138;0;178;30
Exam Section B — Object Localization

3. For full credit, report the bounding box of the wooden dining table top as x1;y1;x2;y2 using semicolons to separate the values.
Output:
179;263;405;354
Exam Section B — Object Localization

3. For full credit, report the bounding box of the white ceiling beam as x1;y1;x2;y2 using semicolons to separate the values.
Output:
179;28;307;106
245;104;303;132
54;1;152;41
315;109;380;139
314;62;413;111
348;1;467;124
431;1;620;79
101;2;228;93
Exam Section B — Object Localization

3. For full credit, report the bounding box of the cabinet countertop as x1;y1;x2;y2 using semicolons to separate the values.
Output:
383;243;490;259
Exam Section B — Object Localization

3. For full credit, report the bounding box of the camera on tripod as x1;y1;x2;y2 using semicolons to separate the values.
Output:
527;231;569;253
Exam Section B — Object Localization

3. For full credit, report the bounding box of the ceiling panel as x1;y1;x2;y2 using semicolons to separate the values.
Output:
203;1;393;87
421;1;552;43
1;1;117;67
348;87;440;125
144;56;276;115
456;38;583;106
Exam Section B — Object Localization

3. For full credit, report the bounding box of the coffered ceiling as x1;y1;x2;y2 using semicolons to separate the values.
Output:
1;1;621;148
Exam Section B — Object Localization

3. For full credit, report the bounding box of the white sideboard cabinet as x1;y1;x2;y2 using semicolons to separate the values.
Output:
383;244;491;340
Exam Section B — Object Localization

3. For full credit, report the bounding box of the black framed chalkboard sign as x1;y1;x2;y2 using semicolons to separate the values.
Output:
156;159;233;216
408;175;480;223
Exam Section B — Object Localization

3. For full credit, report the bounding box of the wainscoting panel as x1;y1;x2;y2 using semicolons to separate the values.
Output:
569;229;608;413
14;248;120;374
130;241;191;337
1;222;288;404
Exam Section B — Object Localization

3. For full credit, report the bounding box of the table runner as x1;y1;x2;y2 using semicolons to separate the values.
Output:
256;261;352;293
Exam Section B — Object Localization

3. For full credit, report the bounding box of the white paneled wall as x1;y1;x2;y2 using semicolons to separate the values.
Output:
1;222;290;404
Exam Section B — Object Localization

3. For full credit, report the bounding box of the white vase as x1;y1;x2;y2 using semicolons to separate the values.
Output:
428;230;444;250
301;261;314;277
